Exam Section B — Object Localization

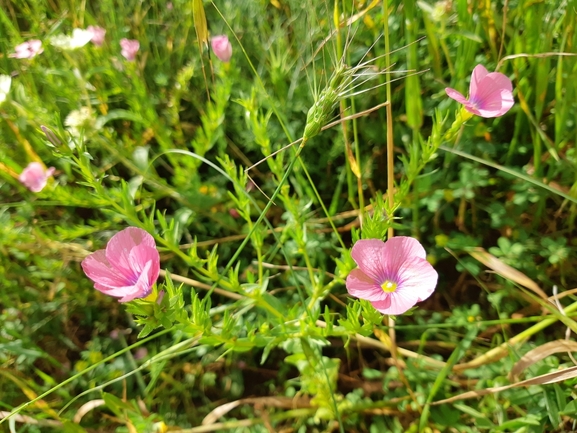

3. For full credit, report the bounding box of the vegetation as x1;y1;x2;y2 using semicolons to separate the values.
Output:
1;0;577;431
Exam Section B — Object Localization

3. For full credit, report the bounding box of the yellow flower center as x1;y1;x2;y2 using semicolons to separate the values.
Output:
381;280;397;293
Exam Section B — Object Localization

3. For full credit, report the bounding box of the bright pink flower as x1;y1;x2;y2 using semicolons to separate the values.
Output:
120;39;140;61
87;26;106;47
445;64;514;118
19;162;55;192
82;227;160;302
345;237;438;315
211;35;232;62
10;40;43;59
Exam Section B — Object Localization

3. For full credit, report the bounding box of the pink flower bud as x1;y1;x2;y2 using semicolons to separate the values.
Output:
211;35;232;62
87;26;106;47
19;162;55;192
120;38;140;61
10;40;43;59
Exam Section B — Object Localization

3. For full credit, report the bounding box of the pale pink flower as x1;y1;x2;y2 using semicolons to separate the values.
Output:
10;40;43;59
211;35;232;62
445;64;514;118
87;26;106;47
346;237;438;315
82;227;160;302
133;347;148;360
120;39;140;61
19;162;55;192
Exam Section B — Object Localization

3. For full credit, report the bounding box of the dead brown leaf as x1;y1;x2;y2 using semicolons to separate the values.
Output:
202;396;311;426
434;365;577;405
468;248;548;300
509;340;577;382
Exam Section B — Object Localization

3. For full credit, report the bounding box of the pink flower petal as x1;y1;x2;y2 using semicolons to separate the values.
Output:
445;88;469;105
485;72;513;92
346;269;389;302
120;39;139;61
118;262;154;302
82;250;132;288
105;227;156;280
447;65;514;118
473;74;515;117
346;236;438;316
129;245;160;285
95;261;153;302
371;296;392;313
396;257;438;302
19;162;54;192
373;289;418;315
474;77;510;106
350;239;388;282
469;64;489;97
82;227;160;302
211;35;232;62
87;26;106;47
380;236;427;276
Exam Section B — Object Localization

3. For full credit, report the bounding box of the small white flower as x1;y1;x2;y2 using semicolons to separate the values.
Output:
0;75;11;105
51;28;93;50
65;107;95;137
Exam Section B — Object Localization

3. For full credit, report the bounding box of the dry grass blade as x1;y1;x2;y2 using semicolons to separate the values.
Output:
468;248;548;301
509;340;577;382
434;365;577;405
202;396;311;425
0;412;62;427
495;51;577;71
73;399;106;423
192;0;208;50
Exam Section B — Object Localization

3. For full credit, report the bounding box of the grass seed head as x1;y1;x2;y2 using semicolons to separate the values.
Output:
303;62;353;141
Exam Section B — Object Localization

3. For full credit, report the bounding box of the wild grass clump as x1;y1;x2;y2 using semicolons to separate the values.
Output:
1;0;577;432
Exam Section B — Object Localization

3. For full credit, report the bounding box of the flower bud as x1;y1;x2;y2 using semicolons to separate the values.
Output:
211;35;232;62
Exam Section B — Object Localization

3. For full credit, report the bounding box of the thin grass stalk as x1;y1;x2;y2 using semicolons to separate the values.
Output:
383;0;394;241
334;0;358;210
382;0;421;411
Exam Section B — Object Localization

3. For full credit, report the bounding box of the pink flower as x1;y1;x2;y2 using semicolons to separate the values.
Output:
82;227;160;302
211;35;232;62
10;40;43;59
19;162;55;192
133;347;148;360
345;237;438;315
120;39;140;61
87;26;106;47
445;64;514;118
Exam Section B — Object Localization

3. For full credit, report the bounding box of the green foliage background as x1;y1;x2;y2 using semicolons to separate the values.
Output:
1;0;577;431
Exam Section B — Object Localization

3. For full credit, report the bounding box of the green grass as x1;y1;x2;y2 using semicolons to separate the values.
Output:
1;0;577;431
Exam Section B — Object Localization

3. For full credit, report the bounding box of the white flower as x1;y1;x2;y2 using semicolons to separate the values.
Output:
65;107;95;137
50;29;93;50
0;75;11;105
